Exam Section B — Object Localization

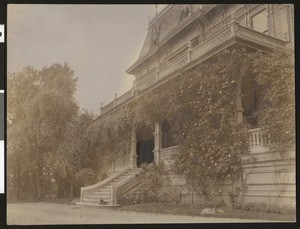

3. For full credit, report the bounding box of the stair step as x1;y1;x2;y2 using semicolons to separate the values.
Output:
76;202;120;207
83;198;110;203
95;188;110;191
79;168;141;207
88;195;110;199
94;188;110;191
92;189;110;194
89;193;110;197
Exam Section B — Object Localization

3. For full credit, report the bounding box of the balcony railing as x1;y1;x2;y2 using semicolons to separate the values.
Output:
100;89;134;115
100;22;286;116
136;22;286;92
100;101;114;115
115;89;134;105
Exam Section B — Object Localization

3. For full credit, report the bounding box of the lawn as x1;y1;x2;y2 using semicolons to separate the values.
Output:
43;198;296;222
120;202;296;222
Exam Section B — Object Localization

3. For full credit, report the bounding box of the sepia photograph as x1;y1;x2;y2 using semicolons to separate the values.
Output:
6;4;295;225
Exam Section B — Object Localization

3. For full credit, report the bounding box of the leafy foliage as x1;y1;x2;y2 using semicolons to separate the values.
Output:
86;105;133;161
228;187;242;210
7;44;294;204
7;63;85;200
75;168;97;187
249;45;295;153
109;48;252;203
172;49;250;200
49;112;96;197
119;162;182;205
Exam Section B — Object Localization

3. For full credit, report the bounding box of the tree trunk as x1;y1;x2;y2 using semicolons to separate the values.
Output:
35;152;45;200
70;180;74;199
13;162;20;201
55;176;68;198
190;182;194;208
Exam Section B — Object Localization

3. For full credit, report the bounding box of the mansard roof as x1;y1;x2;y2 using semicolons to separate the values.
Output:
138;5;183;59
127;4;207;74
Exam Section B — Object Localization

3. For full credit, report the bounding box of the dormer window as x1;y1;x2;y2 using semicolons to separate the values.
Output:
180;5;192;22
251;9;268;34
152;22;160;46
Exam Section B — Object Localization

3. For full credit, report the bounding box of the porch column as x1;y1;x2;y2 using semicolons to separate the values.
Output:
236;82;243;123
236;74;244;123
129;129;137;168
153;122;162;163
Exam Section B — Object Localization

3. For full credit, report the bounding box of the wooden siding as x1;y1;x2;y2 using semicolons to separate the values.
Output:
273;4;285;40
162;146;295;206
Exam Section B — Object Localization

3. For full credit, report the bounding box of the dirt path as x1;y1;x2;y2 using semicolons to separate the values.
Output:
7;202;269;225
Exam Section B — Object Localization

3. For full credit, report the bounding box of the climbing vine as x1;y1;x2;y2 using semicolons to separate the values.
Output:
250;45;295;154
86;45;294;203
170;48;250;200
86;105;133;161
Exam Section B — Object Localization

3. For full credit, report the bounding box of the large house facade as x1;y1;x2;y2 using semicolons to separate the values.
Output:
77;4;295;207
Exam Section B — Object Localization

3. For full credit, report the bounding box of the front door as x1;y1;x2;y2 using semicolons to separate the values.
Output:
137;138;154;167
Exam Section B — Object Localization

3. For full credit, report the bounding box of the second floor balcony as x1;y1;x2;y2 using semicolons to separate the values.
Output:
100;21;286;116
136;22;286;92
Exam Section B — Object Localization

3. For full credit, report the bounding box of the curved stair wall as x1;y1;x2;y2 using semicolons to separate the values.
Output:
80;167;130;201
111;170;142;205
77;167;141;206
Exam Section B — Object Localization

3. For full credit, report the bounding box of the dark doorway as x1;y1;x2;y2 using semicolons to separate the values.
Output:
136;127;154;167
137;139;154;167
241;73;261;127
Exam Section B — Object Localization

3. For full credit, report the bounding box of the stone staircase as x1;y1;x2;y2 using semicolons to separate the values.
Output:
76;167;140;207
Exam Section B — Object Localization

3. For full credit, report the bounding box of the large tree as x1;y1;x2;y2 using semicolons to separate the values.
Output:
50;112;96;198
8;63;79;200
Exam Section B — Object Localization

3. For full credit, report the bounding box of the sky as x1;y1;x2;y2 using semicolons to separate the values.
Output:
7;4;167;115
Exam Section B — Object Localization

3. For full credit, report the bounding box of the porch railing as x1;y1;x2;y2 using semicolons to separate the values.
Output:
249;128;263;148
157;129;266;161
248;128;266;153
160;145;179;161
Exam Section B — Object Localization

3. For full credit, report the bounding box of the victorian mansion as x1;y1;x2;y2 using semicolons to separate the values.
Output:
77;4;295;207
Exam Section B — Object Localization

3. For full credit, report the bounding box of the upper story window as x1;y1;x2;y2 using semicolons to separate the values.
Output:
179;5;192;22
251;9;268;34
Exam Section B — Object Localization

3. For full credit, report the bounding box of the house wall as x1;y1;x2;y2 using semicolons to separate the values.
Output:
161;146;296;206
241;148;295;205
106;130;295;207
103;4;295;207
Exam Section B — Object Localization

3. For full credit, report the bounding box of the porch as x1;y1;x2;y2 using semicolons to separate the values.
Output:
111;126;294;206
109;127;266;173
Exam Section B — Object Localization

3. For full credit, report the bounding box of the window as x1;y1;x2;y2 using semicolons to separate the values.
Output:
251;10;268;34
179;5;192;22
162;120;177;148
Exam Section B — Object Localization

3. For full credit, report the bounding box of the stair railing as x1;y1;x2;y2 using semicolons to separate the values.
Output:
110;169;142;205
80;166;130;201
